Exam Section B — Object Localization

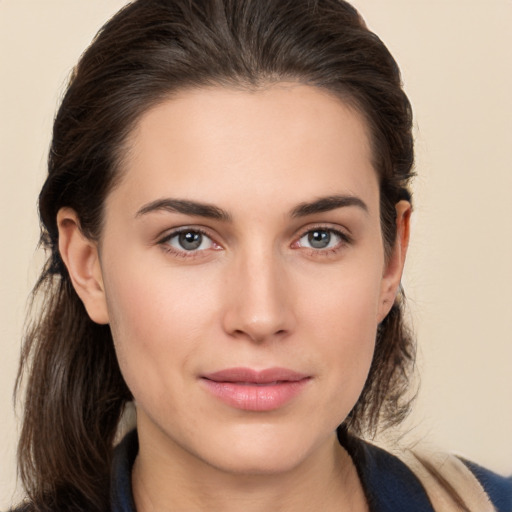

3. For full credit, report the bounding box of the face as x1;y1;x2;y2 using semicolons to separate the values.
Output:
64;84;408;476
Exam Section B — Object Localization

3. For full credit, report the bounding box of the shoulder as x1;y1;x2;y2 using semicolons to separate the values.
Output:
461;458;512;512
340;430;512;512
404;449;511;512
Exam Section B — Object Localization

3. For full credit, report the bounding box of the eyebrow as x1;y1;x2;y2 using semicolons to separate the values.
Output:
135;198;232;221
135;194;367;222
290;195;368;217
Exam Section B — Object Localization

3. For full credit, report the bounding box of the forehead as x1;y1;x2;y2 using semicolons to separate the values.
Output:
111;84;378;216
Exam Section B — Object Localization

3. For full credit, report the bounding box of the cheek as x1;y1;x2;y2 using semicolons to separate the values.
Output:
301;258;383;341
104;250;218;338
101;257;220;405
299;261;383;398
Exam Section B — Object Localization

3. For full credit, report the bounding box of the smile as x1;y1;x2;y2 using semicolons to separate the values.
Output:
200;367;311;411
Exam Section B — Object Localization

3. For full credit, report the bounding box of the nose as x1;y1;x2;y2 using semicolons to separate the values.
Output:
221;248;296;343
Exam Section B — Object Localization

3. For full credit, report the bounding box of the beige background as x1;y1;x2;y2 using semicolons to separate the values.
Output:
1;0;511;507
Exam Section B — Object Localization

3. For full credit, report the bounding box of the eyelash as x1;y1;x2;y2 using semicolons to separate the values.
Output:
294;225;352;257
157;225;352;259
158;227;220;259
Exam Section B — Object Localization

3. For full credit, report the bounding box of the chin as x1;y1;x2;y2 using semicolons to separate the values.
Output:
204;447;310;476
191;422;335;477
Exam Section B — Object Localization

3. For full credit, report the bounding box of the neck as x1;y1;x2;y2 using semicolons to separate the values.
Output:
132;426;368;512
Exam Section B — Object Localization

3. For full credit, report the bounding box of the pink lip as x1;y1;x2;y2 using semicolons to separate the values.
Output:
200;367;311;411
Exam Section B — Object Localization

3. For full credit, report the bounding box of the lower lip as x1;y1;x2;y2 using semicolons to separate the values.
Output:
200;378;311;411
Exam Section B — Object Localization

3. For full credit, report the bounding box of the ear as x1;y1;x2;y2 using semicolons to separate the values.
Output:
377;200;412;322
57;207;109;324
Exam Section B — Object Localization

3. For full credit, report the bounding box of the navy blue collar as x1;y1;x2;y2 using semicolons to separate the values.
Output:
338;429;433;511
110;429;434;512
111;430;139;512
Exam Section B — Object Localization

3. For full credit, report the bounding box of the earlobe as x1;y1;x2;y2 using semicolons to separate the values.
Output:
57;208;109;325
377;200;412;322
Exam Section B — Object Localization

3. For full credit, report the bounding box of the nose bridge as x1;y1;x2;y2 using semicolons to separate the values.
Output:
223;242;294;342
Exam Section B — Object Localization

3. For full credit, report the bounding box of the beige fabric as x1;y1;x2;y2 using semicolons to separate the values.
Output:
402;450;496;512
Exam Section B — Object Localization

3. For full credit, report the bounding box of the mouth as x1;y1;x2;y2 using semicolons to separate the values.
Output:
200;367;311;411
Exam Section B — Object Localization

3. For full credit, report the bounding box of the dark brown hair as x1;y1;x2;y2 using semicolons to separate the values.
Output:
16;0;415;510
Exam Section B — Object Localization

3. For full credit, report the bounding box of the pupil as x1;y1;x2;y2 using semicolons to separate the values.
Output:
308;230;330;249
179;231;202;250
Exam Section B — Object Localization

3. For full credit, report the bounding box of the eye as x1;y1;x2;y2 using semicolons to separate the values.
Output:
297;228;347;250
162;229;216;252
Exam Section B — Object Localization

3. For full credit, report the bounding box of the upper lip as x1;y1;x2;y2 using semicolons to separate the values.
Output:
202;367;310;384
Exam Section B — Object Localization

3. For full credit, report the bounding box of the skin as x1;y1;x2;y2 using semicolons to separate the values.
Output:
58;84;410;512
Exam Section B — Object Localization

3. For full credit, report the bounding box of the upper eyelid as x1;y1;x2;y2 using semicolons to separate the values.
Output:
155;223;352;248
157;227;219;257
295;224;352;241
158;225;216;243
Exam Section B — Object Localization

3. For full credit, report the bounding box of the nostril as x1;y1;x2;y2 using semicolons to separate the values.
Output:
229;327;289;343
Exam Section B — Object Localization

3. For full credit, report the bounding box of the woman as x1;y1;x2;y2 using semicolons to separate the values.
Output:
11;0;511;511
